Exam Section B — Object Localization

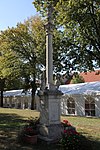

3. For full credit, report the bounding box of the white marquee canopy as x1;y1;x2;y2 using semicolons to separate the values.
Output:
3;81;100;97
59;81;100;95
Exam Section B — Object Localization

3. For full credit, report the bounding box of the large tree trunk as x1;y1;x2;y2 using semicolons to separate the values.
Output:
0;78;5;107
31;76;37;110
0;90;3;107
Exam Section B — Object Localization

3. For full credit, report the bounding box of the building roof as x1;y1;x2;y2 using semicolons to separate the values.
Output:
59;81;100;95
79;70;100;82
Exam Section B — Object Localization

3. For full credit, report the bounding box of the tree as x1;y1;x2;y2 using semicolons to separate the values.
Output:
56;0;100;69
0;16;45;109
33;0;100;71
71;73;85;84
0;14;64;108
0;37;22;107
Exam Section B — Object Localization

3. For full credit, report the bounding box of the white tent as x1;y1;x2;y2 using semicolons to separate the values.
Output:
3;89;31;97
3;89;31;109
2;82;100;117
59;81;100;117
3;89;39;109
59;81;100;95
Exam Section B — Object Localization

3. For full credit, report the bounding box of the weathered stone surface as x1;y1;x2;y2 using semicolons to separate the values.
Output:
38;124;63;142
38;88;63;142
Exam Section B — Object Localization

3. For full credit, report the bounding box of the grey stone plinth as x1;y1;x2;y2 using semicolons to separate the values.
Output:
39;89;62;125
38;88;63;142
38;123;63;143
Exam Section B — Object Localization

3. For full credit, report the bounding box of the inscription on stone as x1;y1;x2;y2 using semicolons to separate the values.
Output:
49;102;59;121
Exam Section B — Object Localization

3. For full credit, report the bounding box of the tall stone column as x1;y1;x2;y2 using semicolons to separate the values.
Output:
45;4;54;89
38;3;63;142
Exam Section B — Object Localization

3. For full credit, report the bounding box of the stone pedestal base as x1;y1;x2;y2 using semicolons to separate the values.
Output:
38;123;63;143
37;87;63;143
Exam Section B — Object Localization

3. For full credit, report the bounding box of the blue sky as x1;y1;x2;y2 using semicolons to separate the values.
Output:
0;0;37;31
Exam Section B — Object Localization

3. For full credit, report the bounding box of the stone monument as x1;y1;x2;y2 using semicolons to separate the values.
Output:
38;3;63;142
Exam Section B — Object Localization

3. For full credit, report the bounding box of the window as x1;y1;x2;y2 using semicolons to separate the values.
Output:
67;97;75;114
85;97;95;116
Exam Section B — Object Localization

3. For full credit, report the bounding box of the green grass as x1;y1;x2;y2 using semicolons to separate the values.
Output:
0;108;40;150
0;108;100;150
61;116;100;141
61;116;100;150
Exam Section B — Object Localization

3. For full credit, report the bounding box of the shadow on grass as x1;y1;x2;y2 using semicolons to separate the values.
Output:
0;113;61;150
0;113;25;128
78;132;100;150
86;139;100;150
0;113;28;150
0;113;100;150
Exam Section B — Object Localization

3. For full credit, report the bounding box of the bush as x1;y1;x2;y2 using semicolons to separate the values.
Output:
60;120;82;150
18;117;39;141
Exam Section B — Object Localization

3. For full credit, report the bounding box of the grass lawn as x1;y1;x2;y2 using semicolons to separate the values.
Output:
0;108;100;150
61;116;100;150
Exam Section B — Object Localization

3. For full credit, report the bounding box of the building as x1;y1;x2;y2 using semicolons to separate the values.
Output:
79;70;100;82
